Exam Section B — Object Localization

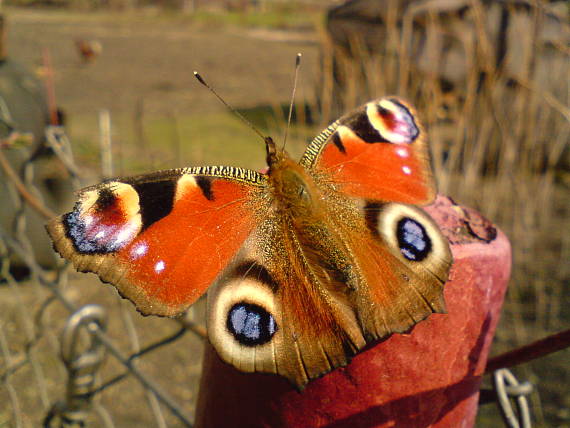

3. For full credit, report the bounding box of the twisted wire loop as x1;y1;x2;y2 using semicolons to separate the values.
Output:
44;305;110;428
493;368;533;428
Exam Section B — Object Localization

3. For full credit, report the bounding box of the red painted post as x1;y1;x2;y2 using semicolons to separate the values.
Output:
195;196;511;428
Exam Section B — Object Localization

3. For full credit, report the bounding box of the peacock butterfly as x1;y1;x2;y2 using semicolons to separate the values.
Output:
46;97;452;389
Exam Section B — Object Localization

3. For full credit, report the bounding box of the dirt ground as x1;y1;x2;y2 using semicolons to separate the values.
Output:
8;8;319;119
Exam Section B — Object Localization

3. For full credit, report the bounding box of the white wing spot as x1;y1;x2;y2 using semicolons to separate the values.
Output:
402;166;412;175
131;242;148;259
155;260;165;273
396;147;409;158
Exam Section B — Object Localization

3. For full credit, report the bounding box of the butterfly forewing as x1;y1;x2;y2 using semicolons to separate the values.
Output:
301;98;436;205
47;167;267;317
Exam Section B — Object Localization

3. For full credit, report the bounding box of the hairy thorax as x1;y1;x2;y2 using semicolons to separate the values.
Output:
268;153;325;224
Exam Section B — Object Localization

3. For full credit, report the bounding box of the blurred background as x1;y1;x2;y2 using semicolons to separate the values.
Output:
0;0;568;426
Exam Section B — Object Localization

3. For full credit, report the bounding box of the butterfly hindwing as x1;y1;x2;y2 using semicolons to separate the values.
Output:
341;201;451;340
47;167;267;317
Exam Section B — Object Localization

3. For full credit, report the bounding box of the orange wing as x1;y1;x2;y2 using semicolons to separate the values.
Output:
47;167;267;317
301;98;436;205
343;203;452;340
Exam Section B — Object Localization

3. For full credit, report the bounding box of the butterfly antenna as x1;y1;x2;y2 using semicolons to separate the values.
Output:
193;71;267;142
282;53;302;150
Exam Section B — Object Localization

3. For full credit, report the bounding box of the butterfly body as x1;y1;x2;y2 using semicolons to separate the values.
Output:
47;98;452;388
